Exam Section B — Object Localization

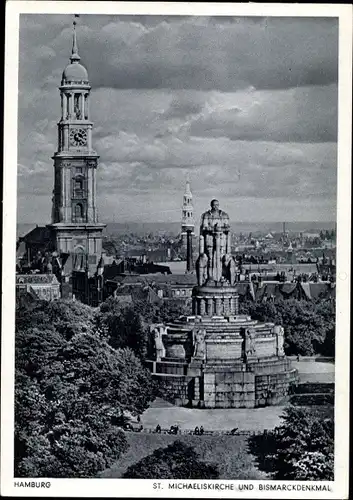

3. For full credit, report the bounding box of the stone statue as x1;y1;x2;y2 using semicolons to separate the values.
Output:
200;199;230;232
198;200;232;284
151;325;166;360
274;325;285;356
192;328;206;360
228;257;237;285
196;253;208;286
222;254;237;285
245;328;256;358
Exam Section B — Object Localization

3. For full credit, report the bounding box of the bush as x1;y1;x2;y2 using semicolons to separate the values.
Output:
289;394;334;406
123;440;219;479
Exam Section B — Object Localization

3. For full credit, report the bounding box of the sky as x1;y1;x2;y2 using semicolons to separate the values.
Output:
17;14;338;224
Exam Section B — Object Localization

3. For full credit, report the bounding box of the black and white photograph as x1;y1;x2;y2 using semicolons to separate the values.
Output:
2;2;351;498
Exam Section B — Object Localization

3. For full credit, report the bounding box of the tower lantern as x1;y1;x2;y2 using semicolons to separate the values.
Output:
181;179;195;272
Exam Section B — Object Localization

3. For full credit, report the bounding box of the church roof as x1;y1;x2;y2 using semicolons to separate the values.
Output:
62;63;88;84
18;225;52;245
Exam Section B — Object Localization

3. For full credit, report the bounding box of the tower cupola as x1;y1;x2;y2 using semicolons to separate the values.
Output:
62;19;89;85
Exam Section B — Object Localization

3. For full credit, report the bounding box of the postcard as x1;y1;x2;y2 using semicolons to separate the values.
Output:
2;1;352;498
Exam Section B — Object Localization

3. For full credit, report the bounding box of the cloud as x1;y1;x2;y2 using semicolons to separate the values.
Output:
16;14;338;224
20;15;338;93
188;85;337;143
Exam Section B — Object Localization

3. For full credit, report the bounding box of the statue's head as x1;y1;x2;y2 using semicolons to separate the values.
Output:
210;199;220;211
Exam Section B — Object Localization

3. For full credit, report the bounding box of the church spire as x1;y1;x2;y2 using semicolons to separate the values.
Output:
70;15;81;63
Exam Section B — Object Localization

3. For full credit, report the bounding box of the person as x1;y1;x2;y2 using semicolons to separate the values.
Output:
194;426;199;435
137;415;141;423
297;354;300;362
156;424;161;434
199;425;204;435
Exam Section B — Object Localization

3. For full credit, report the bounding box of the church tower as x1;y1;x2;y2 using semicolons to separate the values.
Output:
50;19;105;274
181;179;195;272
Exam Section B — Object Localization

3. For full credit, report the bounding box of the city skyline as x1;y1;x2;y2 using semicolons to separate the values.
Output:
18;14;338;224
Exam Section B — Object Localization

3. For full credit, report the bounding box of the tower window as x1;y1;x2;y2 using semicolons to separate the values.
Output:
74;94;81;119
76;167;82;174
75;178;83;190
75;203;84;219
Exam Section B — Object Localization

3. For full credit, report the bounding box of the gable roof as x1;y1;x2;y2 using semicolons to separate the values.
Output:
16;273;60;285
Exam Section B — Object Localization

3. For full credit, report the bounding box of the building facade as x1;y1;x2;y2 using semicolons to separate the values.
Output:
49;20;105;277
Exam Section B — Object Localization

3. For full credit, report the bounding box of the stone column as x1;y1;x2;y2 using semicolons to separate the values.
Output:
63;125;69;151
215;297;222;316
88;125;92;151
60;166;65;222
66;167;71;222
87;168;93;222
234;295;239;315
207;298;213;316
230;297;235;315
92;167;97;221
87;93;90;120
200;298;206;316
61;94;64;120
66;94;70;119
224;297;230;315
69;93;74;118
194;377;200;401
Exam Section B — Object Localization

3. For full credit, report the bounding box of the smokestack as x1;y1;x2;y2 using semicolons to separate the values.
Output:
283;222;286;234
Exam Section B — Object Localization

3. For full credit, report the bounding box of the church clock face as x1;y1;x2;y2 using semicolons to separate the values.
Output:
69;127;88;147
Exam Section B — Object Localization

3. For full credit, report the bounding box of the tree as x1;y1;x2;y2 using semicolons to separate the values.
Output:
123;440;219;479
16;298;95;341
15;299;156;477
248;407;334;480
96;299;148;360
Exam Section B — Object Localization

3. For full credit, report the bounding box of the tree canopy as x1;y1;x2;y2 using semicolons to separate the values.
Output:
123;440;219;479
248;406;334;480
239;298;335;356
15;298;155;478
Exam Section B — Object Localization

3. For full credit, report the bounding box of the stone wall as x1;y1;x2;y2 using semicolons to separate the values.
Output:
255;336;277;357
203;369;256;408
151;373;197;406
255;369;298;407
206;338;243;361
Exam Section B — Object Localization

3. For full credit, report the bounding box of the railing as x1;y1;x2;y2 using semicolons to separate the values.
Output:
124;427;271;437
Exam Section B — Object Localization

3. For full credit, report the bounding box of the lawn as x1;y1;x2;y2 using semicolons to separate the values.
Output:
101;432;268;480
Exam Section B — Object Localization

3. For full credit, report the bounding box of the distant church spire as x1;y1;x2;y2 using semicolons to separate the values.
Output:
181;177;195;273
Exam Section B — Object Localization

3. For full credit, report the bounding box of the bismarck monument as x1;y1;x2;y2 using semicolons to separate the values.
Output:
147;200;298;408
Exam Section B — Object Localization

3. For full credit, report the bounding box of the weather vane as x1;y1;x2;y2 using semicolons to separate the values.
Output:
73;13;80;27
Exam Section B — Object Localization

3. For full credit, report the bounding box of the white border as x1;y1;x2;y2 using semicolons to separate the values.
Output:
2;2;352;498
